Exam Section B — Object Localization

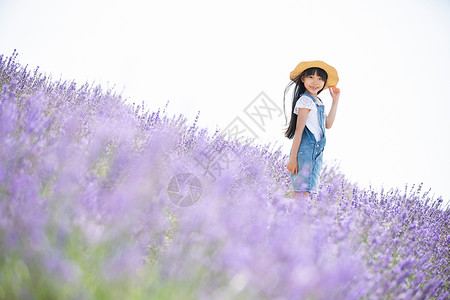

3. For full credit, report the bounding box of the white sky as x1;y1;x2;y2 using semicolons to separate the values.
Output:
1;0;450;205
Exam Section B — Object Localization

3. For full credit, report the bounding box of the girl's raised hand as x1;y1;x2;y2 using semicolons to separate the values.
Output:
329;86;341;100
329;86;340;101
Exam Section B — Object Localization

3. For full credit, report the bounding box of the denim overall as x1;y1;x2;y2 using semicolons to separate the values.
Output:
290;93;326;193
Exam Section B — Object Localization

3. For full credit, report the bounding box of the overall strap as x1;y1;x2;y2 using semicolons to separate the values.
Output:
317;96;323;106
302;93;319;106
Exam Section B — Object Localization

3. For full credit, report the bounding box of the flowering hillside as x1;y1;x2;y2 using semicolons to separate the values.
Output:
0;51;448;300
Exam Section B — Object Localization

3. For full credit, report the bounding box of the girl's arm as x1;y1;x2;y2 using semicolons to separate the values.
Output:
325;87;340;129
287;108;310;174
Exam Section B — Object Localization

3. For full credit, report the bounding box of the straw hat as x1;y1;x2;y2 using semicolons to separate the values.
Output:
290;60;339;89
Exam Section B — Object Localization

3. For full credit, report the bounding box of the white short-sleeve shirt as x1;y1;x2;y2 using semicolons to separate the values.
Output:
294;94;324;141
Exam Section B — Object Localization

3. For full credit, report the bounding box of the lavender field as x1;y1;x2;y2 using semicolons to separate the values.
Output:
0;51;448;300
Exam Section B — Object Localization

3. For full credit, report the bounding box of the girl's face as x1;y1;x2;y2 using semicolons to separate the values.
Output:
301;71;325;96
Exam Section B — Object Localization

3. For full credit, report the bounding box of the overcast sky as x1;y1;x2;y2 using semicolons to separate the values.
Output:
1;0;449;205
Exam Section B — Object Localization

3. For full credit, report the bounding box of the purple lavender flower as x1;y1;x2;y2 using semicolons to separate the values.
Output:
0;51;448;299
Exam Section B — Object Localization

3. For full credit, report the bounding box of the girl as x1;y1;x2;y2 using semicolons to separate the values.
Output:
284;61;340;198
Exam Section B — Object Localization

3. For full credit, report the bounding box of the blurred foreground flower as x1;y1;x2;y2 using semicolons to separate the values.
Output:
0;51;448;300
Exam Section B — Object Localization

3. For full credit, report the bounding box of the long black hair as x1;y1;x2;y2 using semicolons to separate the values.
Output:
283;67;328;139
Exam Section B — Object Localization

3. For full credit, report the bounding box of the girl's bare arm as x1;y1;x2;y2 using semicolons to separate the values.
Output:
287;108;310;173
326;87;340;129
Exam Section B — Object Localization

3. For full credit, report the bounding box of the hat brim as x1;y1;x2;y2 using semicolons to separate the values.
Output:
290;60;339;90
